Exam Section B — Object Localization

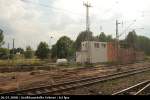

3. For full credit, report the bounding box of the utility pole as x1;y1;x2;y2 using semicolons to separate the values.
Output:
12;39;15;57
12;38;19;90
116;20;121;41
116;20;121;65
49;35;54;85
7;43;10;61
83;1;92;64
49;36;53;49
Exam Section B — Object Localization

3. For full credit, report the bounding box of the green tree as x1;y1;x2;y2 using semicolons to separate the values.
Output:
0;29;4;47
137;36;150;55
98;32;107;42
75;30;93;51
125;30;138;49
98;32;113;42
0;48;9;59
9;48;24;59
24;46;34;59
123;31;150;56
36;42;50;59
10;48;24;55
106;35;113;42
51;45;57;59
16;48;24;54
51;36;75;59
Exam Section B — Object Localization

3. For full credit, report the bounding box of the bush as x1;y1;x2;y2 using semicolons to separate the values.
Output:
57;63;69;67
0;48;9;59
24;46;34;59
84;62;94;67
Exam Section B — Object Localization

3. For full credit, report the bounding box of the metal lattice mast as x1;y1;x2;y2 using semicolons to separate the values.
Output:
83;2;92;64
83;2;91;32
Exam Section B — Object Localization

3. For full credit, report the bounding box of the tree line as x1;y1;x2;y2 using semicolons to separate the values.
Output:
0;29;50;59
0;29;150;60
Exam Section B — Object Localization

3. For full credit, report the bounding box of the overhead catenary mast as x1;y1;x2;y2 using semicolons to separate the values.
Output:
83;2;91;32
116;20;121;41
83;1;92;64
7;43;10;61
116;20;121;64
12;38;15;57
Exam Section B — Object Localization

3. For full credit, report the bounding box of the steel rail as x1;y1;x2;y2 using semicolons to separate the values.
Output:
1;67;150;95
112;80;150;95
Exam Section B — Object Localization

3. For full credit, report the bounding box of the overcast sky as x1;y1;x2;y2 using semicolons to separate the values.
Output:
0;0;150;50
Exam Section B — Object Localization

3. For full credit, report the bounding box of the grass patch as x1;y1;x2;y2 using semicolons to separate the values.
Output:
0;59;45;67
145;56;150;61
57;63;83;68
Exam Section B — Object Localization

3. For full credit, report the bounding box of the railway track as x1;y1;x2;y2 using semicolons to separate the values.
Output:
17;63;150;82
1;67;150;95
112;80;150;95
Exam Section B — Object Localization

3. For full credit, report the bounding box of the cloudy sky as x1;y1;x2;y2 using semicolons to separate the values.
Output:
0;0;150;50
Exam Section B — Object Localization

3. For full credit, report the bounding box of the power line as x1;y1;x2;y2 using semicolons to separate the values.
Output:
96;1;120;34
92;1;119;16
116;20;121;40
119;20;136;38
119;10;145;38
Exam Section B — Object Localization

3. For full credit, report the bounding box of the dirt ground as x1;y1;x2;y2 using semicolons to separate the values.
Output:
0;61;150;93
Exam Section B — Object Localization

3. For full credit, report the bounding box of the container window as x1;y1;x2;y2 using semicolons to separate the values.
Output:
94;43;99;48
101;43;106;48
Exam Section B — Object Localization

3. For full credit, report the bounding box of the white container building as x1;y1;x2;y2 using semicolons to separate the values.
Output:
76;41;108;63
